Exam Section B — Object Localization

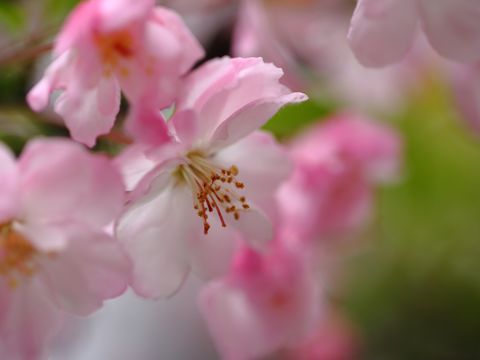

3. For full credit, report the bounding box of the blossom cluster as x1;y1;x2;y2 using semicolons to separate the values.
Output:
0;0;421;359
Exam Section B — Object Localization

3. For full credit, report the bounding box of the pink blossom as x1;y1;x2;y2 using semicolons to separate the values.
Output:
348;0;480;67
27;0;204;146
199;242;321;360
277;115;402;242
0;139;130;358
115;57;306;298
285;310;359;360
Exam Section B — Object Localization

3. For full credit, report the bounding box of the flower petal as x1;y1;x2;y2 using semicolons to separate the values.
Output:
208;92;307;151
348;0;418;67
0;280;64;360
116;181;194;298
0;143;19;223
18;139;124;228
418;0;480;62
39;226;130;316
55;75;121;147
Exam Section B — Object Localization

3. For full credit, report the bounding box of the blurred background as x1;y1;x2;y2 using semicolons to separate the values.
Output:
1;0;480;359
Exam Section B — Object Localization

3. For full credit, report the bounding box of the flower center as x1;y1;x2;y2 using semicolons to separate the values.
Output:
0;224;38;289
176;152;251;235
94;29;134;76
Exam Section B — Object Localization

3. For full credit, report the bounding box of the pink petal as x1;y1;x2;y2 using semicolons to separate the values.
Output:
114;145;158;191
0;144;19;223
208;92;307;150
98;0;154;33
39;226;130;316
55;75;121;147
199;245;320;359
199;59;302;143
0;281;64;360
171;109;199;147
124;106;171;146
348;0;418;67
116;180;194;298
14;222;69;253
149;7;205;75
26;52;71;112
418;0;480;62
18;139;124;228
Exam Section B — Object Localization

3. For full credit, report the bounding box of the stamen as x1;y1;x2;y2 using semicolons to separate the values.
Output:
176;152;251;234
0;224;38;289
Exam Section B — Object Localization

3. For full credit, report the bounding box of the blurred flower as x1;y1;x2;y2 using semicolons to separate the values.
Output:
27;0;203;146
348;0;480;67
233;0;433;112
199;241;321;360
0;139;130;359
277;114;402;243
115;57;306;299
284;310;359;360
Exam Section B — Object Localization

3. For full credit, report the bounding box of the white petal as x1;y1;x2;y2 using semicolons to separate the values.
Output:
116;182;195;298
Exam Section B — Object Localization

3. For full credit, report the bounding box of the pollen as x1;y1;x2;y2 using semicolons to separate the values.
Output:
0;224;38;289
177;152;251;235
94;29;135;73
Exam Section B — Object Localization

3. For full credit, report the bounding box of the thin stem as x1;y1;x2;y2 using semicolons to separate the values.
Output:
0;42;53;67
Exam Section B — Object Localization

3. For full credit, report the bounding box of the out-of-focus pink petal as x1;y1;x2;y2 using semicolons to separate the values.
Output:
26;52;71;112
278;116;401;241
18;139;124;228
315;115;403;182
0;144;19;223
0;281;64;360
419;0;480;62
451;63;480;135
55;75;120;147
98;0;154;33
116;180;193;298
149;7;204;75
348;0;418;67
208;92;307;150
124;106;171;146
14;222;69;253
39;226;130;316
200;246;320;359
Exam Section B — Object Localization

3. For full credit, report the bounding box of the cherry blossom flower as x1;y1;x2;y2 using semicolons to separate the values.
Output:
277;115;402;242
0;139;130;359
348;0;480;67
199;242;321;360
115;57;306;298
27;0;204;146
